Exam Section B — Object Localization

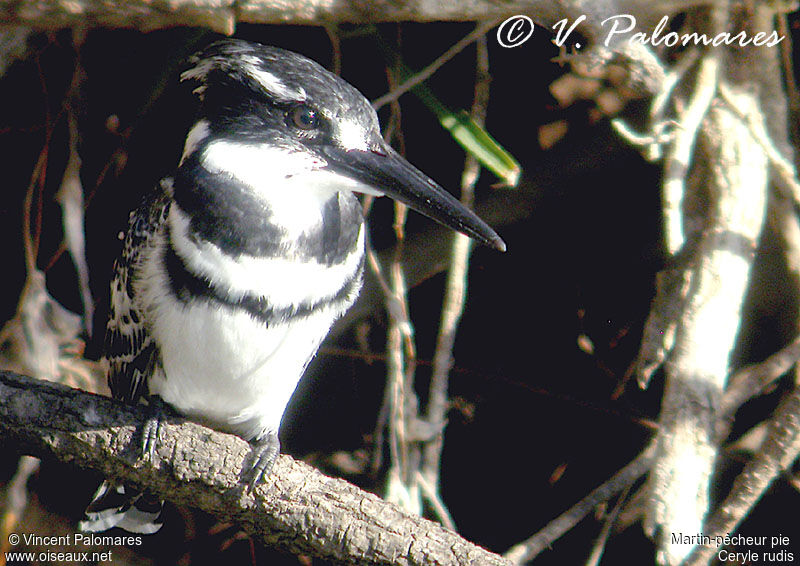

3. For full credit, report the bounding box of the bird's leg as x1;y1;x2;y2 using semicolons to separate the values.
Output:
246;431;280;491
140;395;170;461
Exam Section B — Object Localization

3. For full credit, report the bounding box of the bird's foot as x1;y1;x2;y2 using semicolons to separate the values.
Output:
140;395;169;461
246;431;280;492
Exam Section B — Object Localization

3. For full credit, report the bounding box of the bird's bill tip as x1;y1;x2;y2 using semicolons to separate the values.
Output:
489;234;507;253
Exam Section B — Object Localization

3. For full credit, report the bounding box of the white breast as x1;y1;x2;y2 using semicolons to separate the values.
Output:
135;224;364;441
146;293;344;440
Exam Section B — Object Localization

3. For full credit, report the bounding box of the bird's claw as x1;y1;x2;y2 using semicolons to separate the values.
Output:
140;395;168;461
246;431;280;492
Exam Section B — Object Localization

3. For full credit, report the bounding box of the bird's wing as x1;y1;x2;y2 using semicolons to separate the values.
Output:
104;181;171;404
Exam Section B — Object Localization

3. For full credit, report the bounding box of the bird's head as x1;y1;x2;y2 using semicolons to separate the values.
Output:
178;39;505;252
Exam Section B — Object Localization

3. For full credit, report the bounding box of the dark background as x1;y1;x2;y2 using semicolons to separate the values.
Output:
1;20;799;565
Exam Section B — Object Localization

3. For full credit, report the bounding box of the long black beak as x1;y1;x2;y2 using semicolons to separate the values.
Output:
321;145;506;252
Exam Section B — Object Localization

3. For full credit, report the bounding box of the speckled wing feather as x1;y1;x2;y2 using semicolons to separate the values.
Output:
104;181;171;404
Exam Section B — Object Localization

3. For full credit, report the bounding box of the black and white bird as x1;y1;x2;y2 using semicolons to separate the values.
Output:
80;38;504;534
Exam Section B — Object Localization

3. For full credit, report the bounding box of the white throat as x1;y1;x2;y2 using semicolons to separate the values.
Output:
199;139;383;239
200;139;334;238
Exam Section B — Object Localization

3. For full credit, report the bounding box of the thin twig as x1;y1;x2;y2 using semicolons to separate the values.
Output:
362;189;398;480
364;234;394;477
684;383;800;566
374;59;422;514
777;13;799;114
719;82;800;209
21;147;48;275
504;441;656;565
0;456;40;565
384;204;421;513
31;50;53;263
770;194;800;391
634;48;721;388
371;18;499;110
584;483;632;566
325;24;342;76
56;28;93;335
650;48;700;123
661;49;720;256
415;471;456;532
45;33;208;273
717;334;800;441
612;47;699;162
421;32;490;525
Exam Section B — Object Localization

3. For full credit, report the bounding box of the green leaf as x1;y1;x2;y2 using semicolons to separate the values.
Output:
373;32;521;187
439;109;521;188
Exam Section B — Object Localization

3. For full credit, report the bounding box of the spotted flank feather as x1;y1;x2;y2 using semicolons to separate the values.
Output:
104;181;171;404
81;182;172;535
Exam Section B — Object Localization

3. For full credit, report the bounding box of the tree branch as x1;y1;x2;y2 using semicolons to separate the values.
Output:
0;371;510;566
684;383;800;566
0;0;531;32
503;441;656;565
421;31;489;530
645;82;769;566
1;0;710;33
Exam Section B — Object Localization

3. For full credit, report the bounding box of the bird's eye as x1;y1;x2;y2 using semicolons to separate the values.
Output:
288;105;319;130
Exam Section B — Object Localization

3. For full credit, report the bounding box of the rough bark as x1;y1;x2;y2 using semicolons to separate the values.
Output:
0;371;510;566
0;0;541;32
0;0;703;32
634;4;789;564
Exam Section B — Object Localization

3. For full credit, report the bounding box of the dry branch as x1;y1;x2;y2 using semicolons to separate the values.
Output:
420;32;490;530
504;442;656;564
0;371;510;566
684;383;800;566
717;335;800;441
0;0;708;36
644;83;769;566
0;0;535;31
616;3;792;564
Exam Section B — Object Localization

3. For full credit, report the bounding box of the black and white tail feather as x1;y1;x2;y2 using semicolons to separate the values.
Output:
80;186;170;534
81;482;164;534
81;38;504;535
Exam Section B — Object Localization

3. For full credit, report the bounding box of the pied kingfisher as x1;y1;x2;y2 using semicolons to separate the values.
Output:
81;38;504;534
